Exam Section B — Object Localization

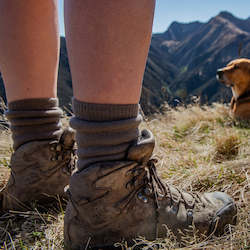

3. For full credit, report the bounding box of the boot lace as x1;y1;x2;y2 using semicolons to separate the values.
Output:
128;159;203;210
49;141;76;175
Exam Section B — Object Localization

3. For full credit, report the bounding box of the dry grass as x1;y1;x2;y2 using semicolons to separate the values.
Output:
0;103;249;249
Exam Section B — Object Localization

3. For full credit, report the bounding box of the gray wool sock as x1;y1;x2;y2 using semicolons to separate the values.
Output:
6;98;63;150
70;98;141;170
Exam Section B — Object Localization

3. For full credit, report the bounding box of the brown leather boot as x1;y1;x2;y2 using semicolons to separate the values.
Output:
64;129;237;249
0;128;76;211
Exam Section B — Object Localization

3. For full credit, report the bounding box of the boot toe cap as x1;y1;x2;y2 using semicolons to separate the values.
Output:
207;192;237;236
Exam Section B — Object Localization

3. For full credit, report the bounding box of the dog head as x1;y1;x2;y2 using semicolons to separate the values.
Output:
216;58;250;99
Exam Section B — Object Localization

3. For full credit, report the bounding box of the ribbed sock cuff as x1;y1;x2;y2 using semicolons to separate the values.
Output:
72;98;139;121
70;99;141;170
6;98;63;150
8;98;59;111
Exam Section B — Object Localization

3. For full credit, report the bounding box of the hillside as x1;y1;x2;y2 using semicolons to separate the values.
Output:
152;11;250;105
0;103;249;249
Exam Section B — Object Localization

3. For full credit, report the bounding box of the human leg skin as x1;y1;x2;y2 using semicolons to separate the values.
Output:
0;0;75;211
64;0;155;104
64;0;237;249
0;0;59;102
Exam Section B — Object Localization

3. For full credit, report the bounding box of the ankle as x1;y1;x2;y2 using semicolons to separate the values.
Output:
6;98;63;150
70;99;142;170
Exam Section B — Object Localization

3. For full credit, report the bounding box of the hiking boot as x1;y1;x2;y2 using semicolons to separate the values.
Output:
0;128;76;211
64;129;237;249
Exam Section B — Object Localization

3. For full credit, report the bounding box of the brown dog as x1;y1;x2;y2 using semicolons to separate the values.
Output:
217;58;250;120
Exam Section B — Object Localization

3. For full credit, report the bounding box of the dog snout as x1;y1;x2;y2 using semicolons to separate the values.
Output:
216;69;224;80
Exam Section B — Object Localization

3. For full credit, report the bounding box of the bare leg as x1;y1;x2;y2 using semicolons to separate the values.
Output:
64;1;156;247
0;0;59;102
0;1;75;211
64;0;155;104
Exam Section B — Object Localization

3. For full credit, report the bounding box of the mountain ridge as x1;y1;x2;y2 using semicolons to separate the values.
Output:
151;11;250;107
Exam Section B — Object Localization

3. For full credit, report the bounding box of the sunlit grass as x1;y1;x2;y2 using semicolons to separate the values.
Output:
0;102;249;249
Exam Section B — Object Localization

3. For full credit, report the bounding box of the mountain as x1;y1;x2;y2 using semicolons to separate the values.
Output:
152;11;250;105
57;38;73;113
0;11;250;114
161;21;203;41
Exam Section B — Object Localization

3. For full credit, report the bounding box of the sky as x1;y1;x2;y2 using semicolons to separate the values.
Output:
58;0;250;36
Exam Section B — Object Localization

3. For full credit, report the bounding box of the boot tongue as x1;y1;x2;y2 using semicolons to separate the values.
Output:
127;129;155;164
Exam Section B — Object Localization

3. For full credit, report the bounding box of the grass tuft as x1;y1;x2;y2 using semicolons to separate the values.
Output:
214;132;241;161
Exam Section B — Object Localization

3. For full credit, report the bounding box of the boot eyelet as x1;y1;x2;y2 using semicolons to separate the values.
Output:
170;205;178;214
137;192;148;203
187;209;193;225
187;210;193;216
137;192;143;200
144;187;152;195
